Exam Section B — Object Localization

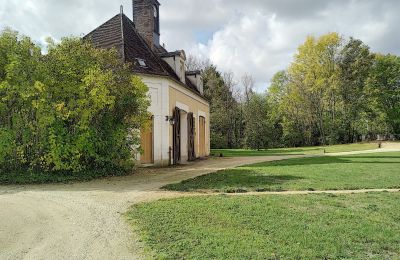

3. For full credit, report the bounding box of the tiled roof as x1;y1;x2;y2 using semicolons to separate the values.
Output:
84;13;203;97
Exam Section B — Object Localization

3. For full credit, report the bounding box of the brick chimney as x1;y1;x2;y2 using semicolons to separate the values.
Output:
132;0;160;49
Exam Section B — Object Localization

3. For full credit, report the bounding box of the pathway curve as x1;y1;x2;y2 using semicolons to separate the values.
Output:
1;147;399;260
0;155;302;260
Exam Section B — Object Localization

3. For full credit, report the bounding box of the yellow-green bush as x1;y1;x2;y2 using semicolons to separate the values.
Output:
0;29;150;178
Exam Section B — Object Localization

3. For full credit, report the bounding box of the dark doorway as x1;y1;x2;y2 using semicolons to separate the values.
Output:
188;113;196;161
173;107;181;165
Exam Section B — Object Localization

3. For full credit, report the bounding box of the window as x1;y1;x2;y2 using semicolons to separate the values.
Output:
136;58;147;67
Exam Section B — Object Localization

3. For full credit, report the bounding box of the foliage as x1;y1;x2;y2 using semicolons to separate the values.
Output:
338;38;375;142
198;32;399;150
127;192;400;259
367;54;400;134
243;93;271;149
163;151;400;192
0;29;149;178
202;66;243;149
265;33;398;148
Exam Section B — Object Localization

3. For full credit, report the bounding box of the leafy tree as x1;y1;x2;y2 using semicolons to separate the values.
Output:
288;33;342;145
202;66;242;149
0;29;41;169
338;38;374;142
0;29;150;176
367;54;400;135
243;93;271;150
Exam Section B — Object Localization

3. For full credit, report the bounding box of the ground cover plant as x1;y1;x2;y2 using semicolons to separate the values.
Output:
163;152;400;192
127;192;400;259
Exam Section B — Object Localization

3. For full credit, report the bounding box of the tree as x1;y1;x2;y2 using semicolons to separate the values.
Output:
185;55;210;71
367;54;400;135
243;93;271;150
287;33;342;145
338;38;374;143
0;29;150;175
266;71;289;146
241;73;255;104
0;29;42;170
202;66;242;148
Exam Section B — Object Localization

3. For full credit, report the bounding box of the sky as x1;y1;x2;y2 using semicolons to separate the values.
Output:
1;0;400;91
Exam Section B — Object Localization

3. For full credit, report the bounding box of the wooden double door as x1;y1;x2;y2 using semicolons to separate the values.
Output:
173;107;197;165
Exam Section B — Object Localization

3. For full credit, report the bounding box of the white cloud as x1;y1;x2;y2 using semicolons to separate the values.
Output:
1;0;400;91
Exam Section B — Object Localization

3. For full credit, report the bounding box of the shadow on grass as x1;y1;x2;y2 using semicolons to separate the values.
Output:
211;148;323;157
162;170;304;192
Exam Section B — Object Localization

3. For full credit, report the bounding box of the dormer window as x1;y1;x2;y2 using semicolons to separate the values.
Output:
136;58;147;68
160;50;187;84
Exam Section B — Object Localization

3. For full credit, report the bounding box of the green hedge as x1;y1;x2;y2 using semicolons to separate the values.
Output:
0;29;150;181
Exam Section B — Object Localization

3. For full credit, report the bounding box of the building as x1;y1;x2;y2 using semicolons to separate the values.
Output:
84;0;210;166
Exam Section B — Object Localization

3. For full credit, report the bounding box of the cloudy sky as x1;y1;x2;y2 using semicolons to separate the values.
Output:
1;0;399;91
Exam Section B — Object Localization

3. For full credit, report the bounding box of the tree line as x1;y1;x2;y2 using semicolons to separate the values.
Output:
191;32;400;149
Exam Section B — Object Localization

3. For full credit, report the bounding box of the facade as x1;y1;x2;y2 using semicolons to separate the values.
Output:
84;0;210;166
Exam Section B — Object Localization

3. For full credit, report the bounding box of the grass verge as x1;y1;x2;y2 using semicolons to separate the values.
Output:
163;152;400;192
211;142;379;157
126;192;400;259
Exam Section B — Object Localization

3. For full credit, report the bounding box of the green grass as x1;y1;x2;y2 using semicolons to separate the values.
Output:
163;152;400;192
0;167;130;185
126;192;400;259
211;142;379;157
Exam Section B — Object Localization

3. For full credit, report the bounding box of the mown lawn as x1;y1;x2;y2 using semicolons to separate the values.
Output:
163;152;400;192
126;192;400;259
211;142;379;157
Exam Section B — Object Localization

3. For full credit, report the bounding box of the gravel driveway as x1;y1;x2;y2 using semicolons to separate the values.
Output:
0;155;301;260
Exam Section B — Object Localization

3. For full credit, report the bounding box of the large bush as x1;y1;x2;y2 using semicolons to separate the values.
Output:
0;29;149;178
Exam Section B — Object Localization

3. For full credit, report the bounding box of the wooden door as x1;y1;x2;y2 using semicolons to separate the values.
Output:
199;116;206;157
141;118;153;164
188;113;196;161
173;107;181;165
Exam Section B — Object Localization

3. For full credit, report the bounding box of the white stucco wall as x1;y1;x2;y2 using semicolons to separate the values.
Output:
140;76;170;166
137;75;210;166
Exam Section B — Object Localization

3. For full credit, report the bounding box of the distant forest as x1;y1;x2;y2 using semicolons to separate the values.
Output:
188;33;400;149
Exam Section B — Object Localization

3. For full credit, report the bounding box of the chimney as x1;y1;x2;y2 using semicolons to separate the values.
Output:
132;0;160;49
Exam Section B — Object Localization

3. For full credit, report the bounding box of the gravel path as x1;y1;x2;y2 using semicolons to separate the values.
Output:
0;155;302;260
1;147;399;260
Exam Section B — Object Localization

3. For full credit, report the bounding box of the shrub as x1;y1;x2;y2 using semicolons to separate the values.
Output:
0;29;150;179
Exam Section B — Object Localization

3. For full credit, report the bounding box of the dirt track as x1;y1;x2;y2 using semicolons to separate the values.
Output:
0;155;304;260
2;146;400;260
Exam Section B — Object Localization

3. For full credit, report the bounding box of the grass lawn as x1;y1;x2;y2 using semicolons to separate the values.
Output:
163;152;400;192
211;142;379;157
126;192;400;259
